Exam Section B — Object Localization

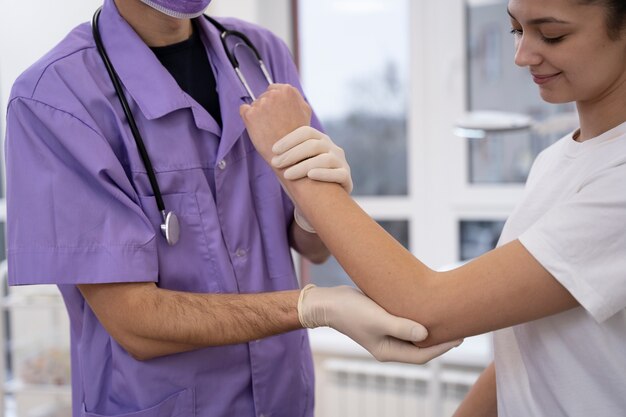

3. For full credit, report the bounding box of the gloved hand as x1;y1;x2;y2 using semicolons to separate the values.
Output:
272;126;353;233
298;284;463;364
271;126;353;194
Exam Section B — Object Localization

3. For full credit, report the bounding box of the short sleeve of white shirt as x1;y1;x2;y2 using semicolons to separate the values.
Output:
519;151;626;322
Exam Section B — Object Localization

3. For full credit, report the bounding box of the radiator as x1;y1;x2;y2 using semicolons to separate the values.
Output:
317;358;477;417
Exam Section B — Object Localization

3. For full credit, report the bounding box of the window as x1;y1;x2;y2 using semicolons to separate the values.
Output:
306;220;409;287
466;0;577;184
296;0;413;286
295;0;574;274
456;0;578;259
459;220;505;261
298;0;410;196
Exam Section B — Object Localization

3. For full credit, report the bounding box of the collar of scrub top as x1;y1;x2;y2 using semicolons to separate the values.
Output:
95;0;276;246
204;15;274;101
99;0;269;159
99;0;267;115
193;14;269;161
98;0;197;120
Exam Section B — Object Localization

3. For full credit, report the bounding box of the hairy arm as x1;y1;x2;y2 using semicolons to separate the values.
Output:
78;283;300;361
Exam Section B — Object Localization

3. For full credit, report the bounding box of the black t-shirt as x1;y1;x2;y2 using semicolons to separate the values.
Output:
150;23;222;128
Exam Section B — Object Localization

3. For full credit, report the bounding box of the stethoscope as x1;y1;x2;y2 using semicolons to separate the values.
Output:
91;7;273;245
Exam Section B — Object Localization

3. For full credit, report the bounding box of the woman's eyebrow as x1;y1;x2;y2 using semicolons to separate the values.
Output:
507;8;571;25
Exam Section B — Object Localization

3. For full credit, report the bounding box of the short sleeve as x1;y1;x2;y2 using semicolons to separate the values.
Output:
519;163;626;322
5;97;158;285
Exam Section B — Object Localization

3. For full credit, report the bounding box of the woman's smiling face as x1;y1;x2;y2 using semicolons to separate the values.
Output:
508;0;626;105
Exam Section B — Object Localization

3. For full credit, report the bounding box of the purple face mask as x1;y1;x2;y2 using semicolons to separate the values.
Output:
140;0;213;19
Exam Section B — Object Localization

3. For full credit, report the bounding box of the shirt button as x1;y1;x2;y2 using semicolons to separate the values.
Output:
217;159;227;170
235;248;247;258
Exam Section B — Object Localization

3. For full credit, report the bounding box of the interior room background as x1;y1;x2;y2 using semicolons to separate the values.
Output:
0;1;576;416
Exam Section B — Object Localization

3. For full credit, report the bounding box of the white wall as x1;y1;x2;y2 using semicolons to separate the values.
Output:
0;0;102;140
0;0;102;205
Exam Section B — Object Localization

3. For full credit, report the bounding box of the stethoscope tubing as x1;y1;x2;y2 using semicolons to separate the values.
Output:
92;8;167;216
91;7;273;245
204;15;274;100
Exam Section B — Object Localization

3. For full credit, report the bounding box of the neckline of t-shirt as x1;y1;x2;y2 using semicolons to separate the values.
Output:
563;119;626;158
150;24;200;56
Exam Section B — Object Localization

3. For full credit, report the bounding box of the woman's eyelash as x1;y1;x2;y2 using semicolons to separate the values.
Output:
509;28;565;44
542;36;565;44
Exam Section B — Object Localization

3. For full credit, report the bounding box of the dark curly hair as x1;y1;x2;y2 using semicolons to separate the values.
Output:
579;0;626;39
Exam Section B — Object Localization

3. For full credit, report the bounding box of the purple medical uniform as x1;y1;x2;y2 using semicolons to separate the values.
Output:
4;1;320;416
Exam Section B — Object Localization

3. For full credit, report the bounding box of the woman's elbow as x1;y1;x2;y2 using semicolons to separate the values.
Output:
408;273;466;346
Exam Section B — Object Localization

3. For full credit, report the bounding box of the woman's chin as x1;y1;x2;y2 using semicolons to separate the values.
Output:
538;89;573;105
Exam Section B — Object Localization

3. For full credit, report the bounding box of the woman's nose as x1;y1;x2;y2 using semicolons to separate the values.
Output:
514;35;542;68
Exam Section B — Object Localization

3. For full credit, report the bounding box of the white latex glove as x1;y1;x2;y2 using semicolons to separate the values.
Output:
272;126;353;234
298;284;463;364
272;126;353;193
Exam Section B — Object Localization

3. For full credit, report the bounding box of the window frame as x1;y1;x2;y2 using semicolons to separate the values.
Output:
293;0;522;270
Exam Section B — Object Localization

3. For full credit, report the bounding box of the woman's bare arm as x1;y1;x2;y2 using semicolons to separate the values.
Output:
284;179;577;344
453;362;498;417
240;85;578;345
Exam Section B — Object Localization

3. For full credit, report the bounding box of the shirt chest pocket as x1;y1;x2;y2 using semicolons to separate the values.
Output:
81;387;194;417
138;192;220;292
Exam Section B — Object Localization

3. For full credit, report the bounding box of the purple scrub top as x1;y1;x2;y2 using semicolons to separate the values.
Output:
4;1;322;416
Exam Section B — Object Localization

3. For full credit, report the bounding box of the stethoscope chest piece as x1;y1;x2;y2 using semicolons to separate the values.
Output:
161;211;180;246
92;7;272;247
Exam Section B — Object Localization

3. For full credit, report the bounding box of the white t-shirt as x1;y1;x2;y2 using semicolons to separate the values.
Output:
494;121;626;417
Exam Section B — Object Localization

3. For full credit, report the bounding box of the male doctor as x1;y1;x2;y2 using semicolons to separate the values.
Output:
5;1;457;416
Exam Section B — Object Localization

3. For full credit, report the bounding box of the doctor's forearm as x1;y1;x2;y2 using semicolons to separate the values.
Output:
289;220;330;264
78;282;301;360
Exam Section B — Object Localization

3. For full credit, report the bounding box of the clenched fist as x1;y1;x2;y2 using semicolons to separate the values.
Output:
240;84;312;162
